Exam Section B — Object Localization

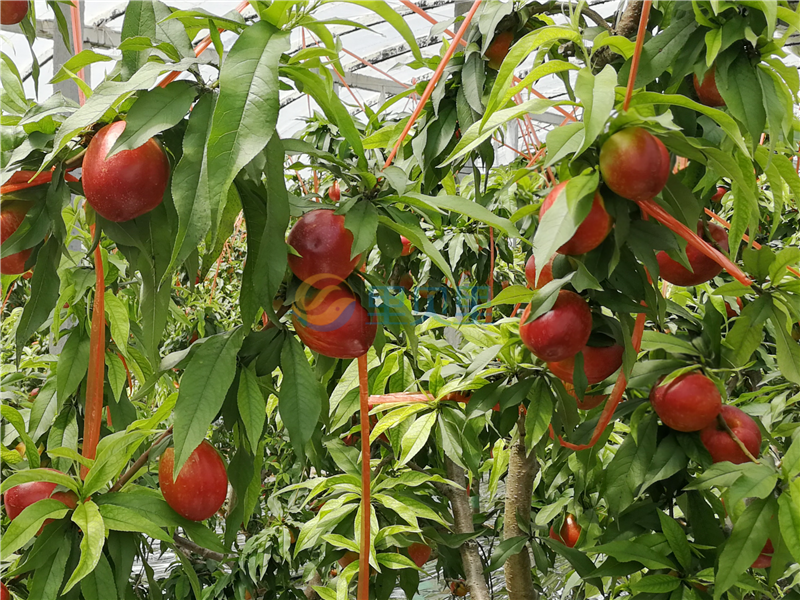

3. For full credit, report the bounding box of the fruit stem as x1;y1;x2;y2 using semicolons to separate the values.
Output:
716;413;759;464
109;426;173;493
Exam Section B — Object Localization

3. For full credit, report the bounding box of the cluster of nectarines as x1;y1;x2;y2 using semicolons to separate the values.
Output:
650;373;761;465
288;208;376;359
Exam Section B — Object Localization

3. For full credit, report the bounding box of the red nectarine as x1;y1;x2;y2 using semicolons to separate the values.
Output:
700;405;761;464
599;128;670;202
650;373;721;432
82;121;170;222
519;290;592;362
539;182;611;255
287;209;360;289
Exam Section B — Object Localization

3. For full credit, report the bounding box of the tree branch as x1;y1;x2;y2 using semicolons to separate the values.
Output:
173;533;229;562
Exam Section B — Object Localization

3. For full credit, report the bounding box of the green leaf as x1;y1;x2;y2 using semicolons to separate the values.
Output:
98;502;172;543
399;411;437;465
524;380;553;451
50;50;113;84
370;404;429;444
768;247;800;285
716;50;766;150
108;81;197;157
105;352;127;402
770;306;800;384
173;327;244;473
640;331;701;356
120;0;157;80
239;136;290;327
62;500;106;593
83;430;150;497
627;92;748;156
714;496;775;597
486;60;578;121
344;201;378;259
487;536;528;571
166;92;215;281
56;328;91;401
15;237;60;362
532;173;599;282
782;435;800;480
324;1;422;61
376;552;421;571
43;58;200;168
630;574;681;594
279;336;325;457
80;553;117;600
206;21;289;209
658;511;693;571
27;534;71;600
588;540;675;570
685;461;747;490
778;479;800;565
237;364;266;452
1;405;40;468
104;291;130;357
482;26;581;130
575;65;617;155
378;217;455;286
403;193;520;238
0;468;80;495
0;500;71;559
444;98;569;165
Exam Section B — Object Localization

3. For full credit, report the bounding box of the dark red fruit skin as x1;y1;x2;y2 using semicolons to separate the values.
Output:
1;0;28;25
1;202;32;275
549;514;581;548
693;68;725;107
398;273;413;292
711;186;727;203
547;344;623;385
564;383;606;410
158;440;228;522
539;182;611;255
287;209;360;289
751;540;773;568
328;180;340;202
400;235;414;256
599;128;670;202
408;543;432;568
525;255;554;289
292;284;377;359
656;221;729;286
1;581;8;600
82;121;169;222
725;297;743;319
338;551;358;569
650;373;722;432
519;290;592;362
3;469;78;532
700;405;761;464
485;30;514;70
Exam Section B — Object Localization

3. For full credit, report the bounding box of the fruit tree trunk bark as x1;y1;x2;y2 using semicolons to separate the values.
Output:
445;458;491;600
503;412;539;600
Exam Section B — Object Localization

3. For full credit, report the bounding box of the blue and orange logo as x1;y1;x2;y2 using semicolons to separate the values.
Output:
293;274;358;332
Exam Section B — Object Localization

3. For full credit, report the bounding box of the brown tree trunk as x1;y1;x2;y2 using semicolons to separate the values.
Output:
445;458;491;600
503;413;539;600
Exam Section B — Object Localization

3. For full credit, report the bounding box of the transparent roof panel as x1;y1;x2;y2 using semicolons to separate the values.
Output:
2;0;798;153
